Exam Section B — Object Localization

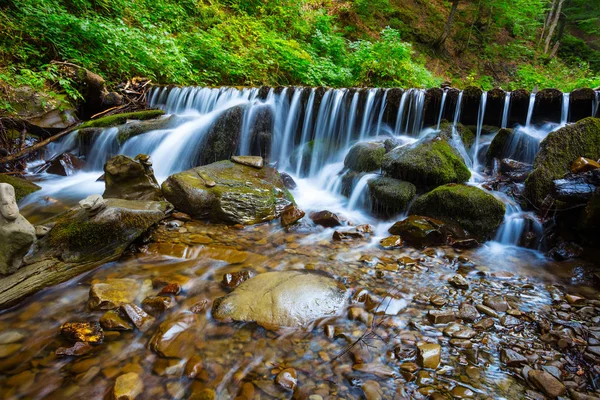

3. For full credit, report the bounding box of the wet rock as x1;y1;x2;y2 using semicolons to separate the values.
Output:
114;372;144;400
120;304;154;332
0;174;40;202
429;294;447;307
141;296;176;316
103;154;163;201
500;348;528;366
473;318;495;330
275;368;297;391
501;315;521;327
0;183;36;275
55;342;93;357
525;118;600;207
88;279;141;311
231;155;264;169
0;330;25;344
443;322;476;339
149;314;198;358
280;205;305;227
344;142;386;172
310;210;342;228
483;296;509;312
475;304;499;318
368;177;416;216
280;172;297;190
417;343;441;369
449;238;479;249
409;184;505;240
60;322;104;344
44;152;85;176
451;386;475;398
212;270;347;328
352;363;397;378
499;158;532;182
184;355;204;379
222;269;256;290
78;194;106;216
158;283;182;296
382;136;471;188
379;235;403;249
448;274;469;289
362;380;383;400
189;299;211;314
528;369;566;398
34;225;50;238
100;310;134;331
549;240;584;261
459;303;480;322
427;310;456;324
571;157;600;173
162;160;294;225
388;215;446;247
0;343;21;358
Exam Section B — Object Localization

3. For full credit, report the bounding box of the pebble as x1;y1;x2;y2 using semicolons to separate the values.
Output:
362;380;383;400
448;274;469;289
60;322;104;343
483;296;509;312
428;310;456;324
417;343;441;369
120;304;154;332
459;302;480;321
475;304;500;318
528;369;566;398
113;372;144;400
500;348;528;366
100;310;134;331
0;330;25;344
275;368;297;390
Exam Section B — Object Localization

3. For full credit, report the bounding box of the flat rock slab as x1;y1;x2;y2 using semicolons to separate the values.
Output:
212;271;347;328
88;279;141;310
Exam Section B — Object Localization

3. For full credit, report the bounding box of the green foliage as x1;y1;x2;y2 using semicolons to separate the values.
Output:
512;61;599;91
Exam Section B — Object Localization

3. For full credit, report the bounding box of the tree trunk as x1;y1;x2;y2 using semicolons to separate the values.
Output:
539;0;557;48
434;0;460;49
544;0;565;54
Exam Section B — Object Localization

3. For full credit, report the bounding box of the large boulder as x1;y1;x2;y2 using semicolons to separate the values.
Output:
196;106;243;165
212;270;347;328
161;160;294;225
409;184;505;240
525;118;600;207
382;137;470;188
0;184;36;275
0;175;41;202
103;155;163;201
344;142;386;172
368;177;416;217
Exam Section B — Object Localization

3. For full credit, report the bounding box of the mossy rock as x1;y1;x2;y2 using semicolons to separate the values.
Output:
382;137;471;189
409;184;505;240
368;177;416;217
524;118;600;207
344;142;386;172
162;160;294;225
40;199;168;263
103;155;163;201
0;175;41;202
79;110;165;129
486;128;513;164
438;121;476;150
341;170;365;197
196;106;243;165
116;115;175;144
486;128;538;166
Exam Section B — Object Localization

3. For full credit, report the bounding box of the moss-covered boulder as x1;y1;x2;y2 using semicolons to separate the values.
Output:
388;215;447;247
0;175;41;202
196;106;243;165
439;121;476;150
344;142;386;172
103;155;163;201
162;160;294;225
382;137;470;188
368;177;416;217
409;184;505;240
79;110;165;129
486;128;539;166
525;118;600;207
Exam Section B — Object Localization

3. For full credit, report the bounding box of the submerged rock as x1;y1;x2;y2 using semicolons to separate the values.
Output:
368;177;416;217
161;160;294;225
212;270;347;328
103;154;163;201
388;215;446;247
149;313;199;358
60;322;104;344
344;142;386;172
417;343;441;369
88;278;141;310
382;137;470;188
525;117;600;207
0;183;36;275
310;210;343;227
113;372;144;400
410;184;505;240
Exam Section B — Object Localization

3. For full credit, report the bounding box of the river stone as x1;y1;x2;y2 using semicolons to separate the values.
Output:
382;137;470;188
212;271;347;328
344;142;386;172
310;210;342;227
161;160;294;225
114;372;144;400
149;313;199;358
409;184;505;240
103;155;163;201
88;278;141;310
60;322;104;344
0;175;41;202
417;343;441;369
571;157;600;173
0;183;36;275
388;215;446;247
528;370;566;398
231;155;264;169
368;177;416;216
483;296;509;312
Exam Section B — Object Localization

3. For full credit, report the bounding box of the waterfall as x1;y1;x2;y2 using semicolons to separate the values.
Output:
359;89;378;141
407;89;426;135
494;192;542;248
394;91;409;135
560;92;570;126
525;92;536;127
375;89;388;135
594;91;600;117
273;88;302;170
501;92;511;129
471;91;488;173
295;88;316;176
86;128;120;170
347;173;378;211
436;90;448;130
451;91;472;168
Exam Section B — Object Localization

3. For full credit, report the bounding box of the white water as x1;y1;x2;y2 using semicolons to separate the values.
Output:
525;92;536;127
501;92;511;129
436;90;448;130
560;92;570;126
471;92;488;175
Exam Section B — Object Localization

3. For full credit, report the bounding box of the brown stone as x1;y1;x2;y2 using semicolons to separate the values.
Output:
184;355;204;379
459;303;480;321
571;157;600;173
448;274;469;289
231;155;264;169
120;304;154;332
222;269;256;290
280;205;305;227
310;210;342;227
190;299;211;314
275;368;297;391
100;310;134;331
158;283;181;296
142;296;176;316
427;310;456;324
501;348;528;366
379;235;403;249
149;314;198;358
60;322;104;344
88;279;140;311
417;343;441;369
528;370;566;398
55;342;93;357
113;372;144;400
483;296;509;312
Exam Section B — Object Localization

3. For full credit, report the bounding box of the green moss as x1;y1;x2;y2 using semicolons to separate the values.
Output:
0;174;41;202
368;177;416;217
486;128;513;165
524;117;600;207
410;184;506;240
344;142;386;172
439;122;476;150
382;137;471;188
79;110;165;129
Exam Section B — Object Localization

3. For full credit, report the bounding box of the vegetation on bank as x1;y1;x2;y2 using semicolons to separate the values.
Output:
0;0;599;111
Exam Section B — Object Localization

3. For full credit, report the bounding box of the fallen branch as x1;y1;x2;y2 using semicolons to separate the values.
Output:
0;123;79;164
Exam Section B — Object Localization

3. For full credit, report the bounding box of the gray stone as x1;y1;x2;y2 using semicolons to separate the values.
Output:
500;348;528;366
103;155;163;201
0;184;36;275
459;303;480;321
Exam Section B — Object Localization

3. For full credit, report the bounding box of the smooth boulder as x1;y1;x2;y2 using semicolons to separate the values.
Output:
161;160;294;225
368;177;416;217
410;184;505;240
388;215;447;247
103;154;163;201
0;184;36;275
212;270;347;328
382;137;470;188
344;142;386;172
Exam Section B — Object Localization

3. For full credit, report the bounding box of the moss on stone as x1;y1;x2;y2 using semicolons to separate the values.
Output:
382;137;471;188
0;174;41;202
439;121;476;150
368;177;416;217
409;184;505;240
524;117;600;207
344;142;386;172
486;128;513;164
79;109;165;129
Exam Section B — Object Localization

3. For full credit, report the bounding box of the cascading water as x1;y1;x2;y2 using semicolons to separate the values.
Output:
471;91;488;175
436;90;448;130
493;192;543;248
501;92;511;129
394;90;409;135
594;90;600;117
450;91;472;168
560;92;570;126
525;92;536;127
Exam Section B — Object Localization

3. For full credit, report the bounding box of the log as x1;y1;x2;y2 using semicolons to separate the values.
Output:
0;123;79;164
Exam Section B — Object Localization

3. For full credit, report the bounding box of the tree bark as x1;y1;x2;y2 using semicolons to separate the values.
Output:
544;0;565;54
434;0;460;49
